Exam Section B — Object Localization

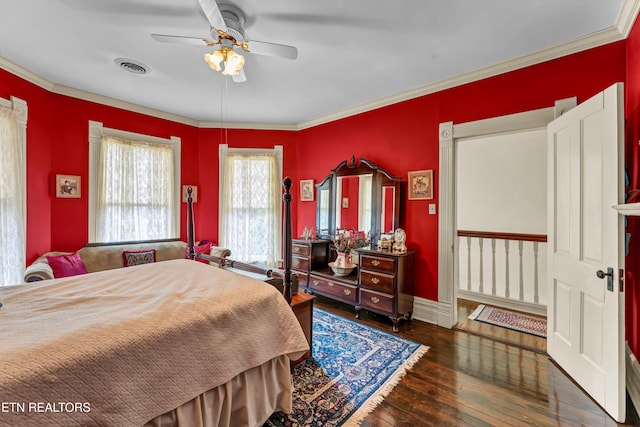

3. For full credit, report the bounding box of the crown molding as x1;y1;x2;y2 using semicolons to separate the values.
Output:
197;120;299;131
0;56;54;92
617;0;640;37
299;24;628;130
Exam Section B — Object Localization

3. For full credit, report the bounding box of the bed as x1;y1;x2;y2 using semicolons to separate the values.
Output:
0;178;308;426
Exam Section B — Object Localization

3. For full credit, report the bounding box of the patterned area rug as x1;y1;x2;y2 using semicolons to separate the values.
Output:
469;304;547;338
265;308;428;427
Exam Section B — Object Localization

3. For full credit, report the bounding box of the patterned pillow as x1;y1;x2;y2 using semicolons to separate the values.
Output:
122;249;156;267
46;252;88;278
186;241;212;263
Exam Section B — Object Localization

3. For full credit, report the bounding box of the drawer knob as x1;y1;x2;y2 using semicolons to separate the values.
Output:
328;282;335;287
371;277;380;284
293;247;301;253
344;289;351;295
372;260;380;267
293;259;300;266
371;296;380;304
312;280;319;286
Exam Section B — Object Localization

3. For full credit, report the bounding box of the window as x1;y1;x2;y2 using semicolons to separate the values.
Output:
219;144;282;266
88;121;180;243
0;96;27;286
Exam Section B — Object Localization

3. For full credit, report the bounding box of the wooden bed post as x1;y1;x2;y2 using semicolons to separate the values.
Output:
186;186;195;260
282;177;293;304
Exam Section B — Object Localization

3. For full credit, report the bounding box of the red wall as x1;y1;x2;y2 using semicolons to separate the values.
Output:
625;18;640;357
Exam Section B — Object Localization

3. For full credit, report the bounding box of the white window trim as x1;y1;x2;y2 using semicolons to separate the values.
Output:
88;121;181;243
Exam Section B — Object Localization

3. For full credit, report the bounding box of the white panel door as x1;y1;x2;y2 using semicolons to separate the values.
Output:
547;83;625;421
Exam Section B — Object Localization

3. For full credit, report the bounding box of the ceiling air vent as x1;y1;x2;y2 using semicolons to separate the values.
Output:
114;58;149;75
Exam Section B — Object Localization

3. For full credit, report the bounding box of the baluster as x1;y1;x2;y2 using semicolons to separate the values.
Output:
478;238;484;294
518;240;524;301
491;238;496;297
504;240;510;299
467;236;472;291
533;242;539;304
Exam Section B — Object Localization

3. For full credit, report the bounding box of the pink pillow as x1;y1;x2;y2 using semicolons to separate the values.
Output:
122;249;156;267
186;241;213;263
46;252;88;278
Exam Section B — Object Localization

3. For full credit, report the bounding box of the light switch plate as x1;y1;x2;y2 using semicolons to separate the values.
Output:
429;204;436;214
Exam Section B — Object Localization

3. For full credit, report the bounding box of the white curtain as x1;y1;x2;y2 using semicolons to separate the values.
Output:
220;147;281;266
0;105;25;286
96;135;175;242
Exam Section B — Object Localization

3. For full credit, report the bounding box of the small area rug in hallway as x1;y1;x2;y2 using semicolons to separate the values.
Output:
265;308;428;427
469;304;547;338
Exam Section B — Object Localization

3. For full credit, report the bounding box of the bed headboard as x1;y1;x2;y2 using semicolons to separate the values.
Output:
185;178;295;304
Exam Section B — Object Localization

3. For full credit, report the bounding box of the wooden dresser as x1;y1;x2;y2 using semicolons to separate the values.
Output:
356;249;415;332
304;246;415;332
292;239;330;291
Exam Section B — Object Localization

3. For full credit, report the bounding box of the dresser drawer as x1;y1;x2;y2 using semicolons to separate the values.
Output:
292;256;309;271
359;254;396;274
292;244;310;257
309;276;357;304
360;270;394;294
359;289;395;314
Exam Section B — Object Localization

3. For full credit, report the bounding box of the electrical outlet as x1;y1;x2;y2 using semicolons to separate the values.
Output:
429;204;436;214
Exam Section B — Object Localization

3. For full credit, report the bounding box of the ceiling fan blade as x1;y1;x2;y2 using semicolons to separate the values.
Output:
151;34;214;47
198;0;228;33
232;68;247;83
242;40;298;60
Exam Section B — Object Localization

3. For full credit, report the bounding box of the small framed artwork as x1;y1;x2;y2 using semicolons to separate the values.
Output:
408;169;433;200
342;197;349;208
182;185;198;203
300;179;314;201
56;174;81;198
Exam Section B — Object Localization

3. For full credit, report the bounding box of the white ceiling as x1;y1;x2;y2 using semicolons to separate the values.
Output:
0;0;631;128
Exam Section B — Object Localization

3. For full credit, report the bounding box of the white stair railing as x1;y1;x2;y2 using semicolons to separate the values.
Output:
457;230;547;316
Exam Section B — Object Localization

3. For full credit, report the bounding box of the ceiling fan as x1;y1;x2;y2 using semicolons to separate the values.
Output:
151;0;298;83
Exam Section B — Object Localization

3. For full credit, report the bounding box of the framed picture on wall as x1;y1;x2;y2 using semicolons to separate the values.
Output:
56;174;81;198
300;179;314;201
408;170;433;200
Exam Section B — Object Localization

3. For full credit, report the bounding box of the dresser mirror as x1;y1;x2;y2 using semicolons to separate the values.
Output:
315;156;401;242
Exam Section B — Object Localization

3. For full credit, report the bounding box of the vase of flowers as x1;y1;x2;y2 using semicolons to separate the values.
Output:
332;229;370;269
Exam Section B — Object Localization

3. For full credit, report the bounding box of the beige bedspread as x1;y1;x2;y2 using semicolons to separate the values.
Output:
0;259;309;426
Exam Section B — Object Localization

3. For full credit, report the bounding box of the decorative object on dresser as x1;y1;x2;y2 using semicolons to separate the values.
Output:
303;156;414;332
392;227;407;253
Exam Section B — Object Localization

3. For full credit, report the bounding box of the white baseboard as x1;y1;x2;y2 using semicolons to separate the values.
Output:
627;342;640;417
412;296;439;325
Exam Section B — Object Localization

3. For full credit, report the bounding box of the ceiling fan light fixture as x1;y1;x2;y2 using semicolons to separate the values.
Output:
222;49;245;76
204;49;224;71
204;46;245;76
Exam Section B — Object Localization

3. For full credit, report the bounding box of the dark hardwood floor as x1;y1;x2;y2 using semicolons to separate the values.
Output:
313;296;640;426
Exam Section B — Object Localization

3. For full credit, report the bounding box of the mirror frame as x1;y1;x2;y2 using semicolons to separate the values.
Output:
316;156;401;241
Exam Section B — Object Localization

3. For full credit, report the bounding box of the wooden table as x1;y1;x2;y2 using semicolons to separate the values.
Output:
290;292;314;363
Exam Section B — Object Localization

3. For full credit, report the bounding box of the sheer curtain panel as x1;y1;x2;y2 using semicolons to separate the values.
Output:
0;97;27;286
96;135;175;242
219;145;282;266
